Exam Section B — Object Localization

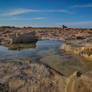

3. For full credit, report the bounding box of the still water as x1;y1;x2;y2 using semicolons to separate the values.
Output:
0;40;91;76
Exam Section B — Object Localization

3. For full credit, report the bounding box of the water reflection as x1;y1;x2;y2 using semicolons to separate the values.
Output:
6;43;36;51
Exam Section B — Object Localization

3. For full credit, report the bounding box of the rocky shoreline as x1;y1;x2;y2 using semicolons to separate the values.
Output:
0;26;92;92
0;26;92;59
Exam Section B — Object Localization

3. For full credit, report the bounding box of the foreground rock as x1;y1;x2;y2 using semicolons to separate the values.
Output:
0;60;65;92
0;60;92;92
65;71;92;92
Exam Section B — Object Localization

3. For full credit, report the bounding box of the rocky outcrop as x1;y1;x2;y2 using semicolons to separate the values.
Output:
0;26;92;45
0;26;92;60
7;31;38;44
61;43;92;60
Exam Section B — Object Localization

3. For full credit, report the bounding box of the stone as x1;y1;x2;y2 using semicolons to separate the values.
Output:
61;25;68;30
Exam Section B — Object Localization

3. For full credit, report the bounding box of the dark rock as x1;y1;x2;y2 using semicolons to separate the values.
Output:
0;83;9;92
76;71;82;77
61;25;68;30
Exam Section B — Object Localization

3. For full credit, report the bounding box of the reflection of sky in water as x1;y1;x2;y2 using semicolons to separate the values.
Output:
36;40;63;50
0;40;63;61
0;46;8;51
37;40;62;46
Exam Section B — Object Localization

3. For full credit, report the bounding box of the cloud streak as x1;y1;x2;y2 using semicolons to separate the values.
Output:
0;17;46;20
72;4;92;8
57;21;92;28
0;9;71;16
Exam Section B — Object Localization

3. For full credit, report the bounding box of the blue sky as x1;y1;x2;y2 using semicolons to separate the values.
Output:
0;0;92;28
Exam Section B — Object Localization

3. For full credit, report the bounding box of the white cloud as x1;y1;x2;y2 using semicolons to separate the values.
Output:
31;17;46;20
0;17;46;20
1;9;37;16
0;22;57;27
0;9;71;16
72;4;92;8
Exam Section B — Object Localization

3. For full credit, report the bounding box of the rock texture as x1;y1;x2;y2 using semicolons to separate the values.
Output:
0;26;92;59
0;60;65;92
0;60;91;92
61;43;92;60
0;27;61;44
65;71;92;92
7;31;38;44
0;26;92;92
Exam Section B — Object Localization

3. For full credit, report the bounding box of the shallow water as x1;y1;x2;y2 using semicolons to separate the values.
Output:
0;40;91;76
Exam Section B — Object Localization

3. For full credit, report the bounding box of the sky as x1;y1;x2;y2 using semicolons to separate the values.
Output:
0;0;92;28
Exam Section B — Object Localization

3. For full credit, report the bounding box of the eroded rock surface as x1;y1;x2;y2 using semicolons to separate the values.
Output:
61;43;92;60
65;71;92;92
0;60;66;92
0;60;91;92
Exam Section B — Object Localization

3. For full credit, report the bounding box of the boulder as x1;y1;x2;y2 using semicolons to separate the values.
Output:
8;31;38;44
61;25;68;30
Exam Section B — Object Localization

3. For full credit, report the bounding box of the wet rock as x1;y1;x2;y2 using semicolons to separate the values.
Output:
40;54;89;76
76;71;82;77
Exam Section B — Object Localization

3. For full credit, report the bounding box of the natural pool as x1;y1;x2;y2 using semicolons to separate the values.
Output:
0;40;91;76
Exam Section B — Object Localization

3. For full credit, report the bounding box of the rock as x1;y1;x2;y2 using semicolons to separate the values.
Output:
76;71;82;77
0;26;92;46
0;83;9;92
76;36;85;40
40;54;89;76
61;43;92;60
0;60;65;92
8;31;38;44
61;25;68;30
0;59;92;92
65;71;91;92
81;71;92;91
0;26;92;92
